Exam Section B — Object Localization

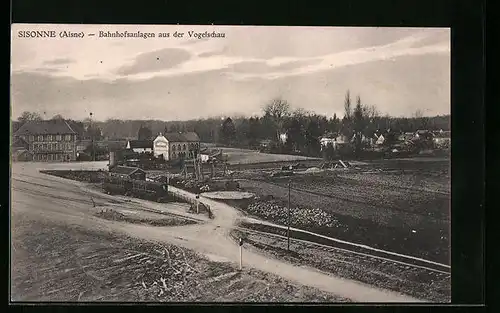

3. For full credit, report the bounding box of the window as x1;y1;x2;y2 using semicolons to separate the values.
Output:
177;144;181;150
65;134;71;141
183;144;186;150
56;134;62;141
43;144;47;150
29;135;34;142
38;135;43;142
47;135;53;142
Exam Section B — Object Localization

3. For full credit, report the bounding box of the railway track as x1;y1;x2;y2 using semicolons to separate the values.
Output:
235;224;451;275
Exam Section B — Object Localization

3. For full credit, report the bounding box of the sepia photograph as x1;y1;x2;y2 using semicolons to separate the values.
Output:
10;24;451;303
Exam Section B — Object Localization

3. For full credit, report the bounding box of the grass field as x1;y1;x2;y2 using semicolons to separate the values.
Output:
220;147;320;165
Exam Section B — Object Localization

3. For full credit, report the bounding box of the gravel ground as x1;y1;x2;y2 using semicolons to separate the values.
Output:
11;216;351;302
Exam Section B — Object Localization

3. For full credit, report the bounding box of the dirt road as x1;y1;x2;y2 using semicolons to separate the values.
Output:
11;162;424;302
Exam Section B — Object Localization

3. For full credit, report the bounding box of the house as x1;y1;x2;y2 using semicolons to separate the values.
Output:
433;130;451;147
12;137;30;151
108;166;146;180
375;134;385;145
278;133;288;144
414;130;434;141
11;137;32;162
13;119;79;162
154;132;201;161
259;139;273;149
76;139;92;154
12;149;34;162
126;140;153;153
319;133;338;149
153;133;169;159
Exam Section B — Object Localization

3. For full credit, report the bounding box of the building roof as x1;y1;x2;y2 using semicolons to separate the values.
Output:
127;140;153;149
14;119;77;136
416;129;433;134
12;149;33;158
163;132;200;142
320;132;338;139
12;121;21;133
12;137;29;148
434;131;451;138
66;120;85;136
109;166;145;175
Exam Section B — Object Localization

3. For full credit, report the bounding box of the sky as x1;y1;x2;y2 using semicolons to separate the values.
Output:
11;25;450;122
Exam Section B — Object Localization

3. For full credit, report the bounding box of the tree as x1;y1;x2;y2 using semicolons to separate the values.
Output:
263;98;291;140
18;111;42;124
322;142;335;161
344;90;352;121
138;125;153;140
219;117;236;145
284;117;303;153
236;118;250;147
247;117;261;147
342;90;353;138
352;96;365;155
304;117;322;156
87;125;103;141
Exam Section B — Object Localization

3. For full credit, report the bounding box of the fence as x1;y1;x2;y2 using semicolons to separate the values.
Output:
168;190;213;218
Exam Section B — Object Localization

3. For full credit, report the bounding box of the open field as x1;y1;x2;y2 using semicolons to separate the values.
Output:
11;216;350;302
230;158;450;265
230;227;451;302
220;147;320;165
12;162;423;302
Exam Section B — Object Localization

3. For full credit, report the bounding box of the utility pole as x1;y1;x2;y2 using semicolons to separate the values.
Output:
239;238;243;271
287;179;291;251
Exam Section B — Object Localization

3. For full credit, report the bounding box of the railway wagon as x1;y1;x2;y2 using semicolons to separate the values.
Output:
102;175;169;202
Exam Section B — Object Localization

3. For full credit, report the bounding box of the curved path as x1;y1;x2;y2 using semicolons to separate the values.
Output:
11;162;424;302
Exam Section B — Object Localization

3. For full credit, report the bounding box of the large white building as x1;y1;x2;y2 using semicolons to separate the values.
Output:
153;132;200;161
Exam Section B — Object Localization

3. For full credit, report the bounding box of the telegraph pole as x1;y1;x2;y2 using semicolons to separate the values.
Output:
287;179;291;251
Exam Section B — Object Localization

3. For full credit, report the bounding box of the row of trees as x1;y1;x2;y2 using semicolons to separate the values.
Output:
14;90;450;157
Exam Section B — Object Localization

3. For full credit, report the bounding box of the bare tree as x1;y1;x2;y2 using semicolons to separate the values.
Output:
293;107;310;118
17;111;42;124
263;98;291;121
263;97;291;139
52;114;64;120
